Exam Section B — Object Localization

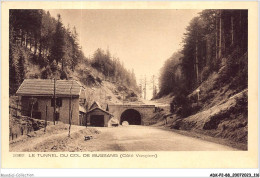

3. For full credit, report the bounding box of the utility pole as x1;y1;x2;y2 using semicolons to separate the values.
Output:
105;90;107;102
144;75;146;100
68;81;73;137
44;105;47;133
152;75;155;98
30;97;34;119
69;104;74;137
139;77;143;98
53;78;56;125
122;93;125;105
99;88;101;100
16;97;19;117
29;97;37;120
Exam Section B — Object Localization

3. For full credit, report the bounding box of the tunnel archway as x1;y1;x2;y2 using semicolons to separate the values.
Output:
120;109;141;125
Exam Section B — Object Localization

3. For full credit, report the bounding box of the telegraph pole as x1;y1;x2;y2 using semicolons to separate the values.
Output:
44;105;48;133
152;75;155;98
144;76;146;100
68;81;73;137
139;77;143;98
53;78;56;125
122;93;125;105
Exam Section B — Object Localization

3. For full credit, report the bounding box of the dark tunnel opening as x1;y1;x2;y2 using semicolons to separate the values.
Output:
120;109;141;125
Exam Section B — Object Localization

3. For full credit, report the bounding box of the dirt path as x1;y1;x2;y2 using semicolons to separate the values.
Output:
10;125;237;151
9;123;99;152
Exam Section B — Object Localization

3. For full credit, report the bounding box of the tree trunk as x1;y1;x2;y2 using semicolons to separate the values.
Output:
195;38;199;85
218;10;222;58
61;59;64;71
231;15;234;45
206;35;211;65
34;39;37;56
16;99;19;117
25;33;28;48
215;12;218;60
30;37;32;51
39;41;42;58
42;47;45;57
21;30;24;46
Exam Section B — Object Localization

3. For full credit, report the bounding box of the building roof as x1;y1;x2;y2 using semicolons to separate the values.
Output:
16;79;83;97
89;101;102;110
79;105;87;113
87;107;113;116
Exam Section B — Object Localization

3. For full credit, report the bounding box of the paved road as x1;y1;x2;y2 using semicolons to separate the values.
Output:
87;125;237;151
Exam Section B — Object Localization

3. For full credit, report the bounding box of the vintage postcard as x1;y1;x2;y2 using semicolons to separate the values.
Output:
1;1;258;169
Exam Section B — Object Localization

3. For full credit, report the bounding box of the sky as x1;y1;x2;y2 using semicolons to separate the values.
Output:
48;9;202;100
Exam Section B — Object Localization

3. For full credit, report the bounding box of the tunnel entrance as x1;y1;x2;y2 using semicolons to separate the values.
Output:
120;109;141;125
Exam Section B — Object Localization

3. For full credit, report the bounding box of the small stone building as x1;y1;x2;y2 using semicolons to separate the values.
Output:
16;79;87;125
86;101;113;127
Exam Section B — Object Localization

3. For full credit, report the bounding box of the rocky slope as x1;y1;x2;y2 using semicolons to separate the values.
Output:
150;53;248;150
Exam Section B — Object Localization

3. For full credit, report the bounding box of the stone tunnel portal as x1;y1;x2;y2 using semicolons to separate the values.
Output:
120;109;141;125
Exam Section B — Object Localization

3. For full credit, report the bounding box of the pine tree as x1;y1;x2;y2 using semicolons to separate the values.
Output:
50;14;65;69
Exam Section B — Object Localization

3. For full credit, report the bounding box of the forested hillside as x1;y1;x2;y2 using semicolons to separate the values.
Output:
158;9;247;108
155;10;248;149
90;48;138;91
9;10;139;97
181;10;247;92
156;51;183;98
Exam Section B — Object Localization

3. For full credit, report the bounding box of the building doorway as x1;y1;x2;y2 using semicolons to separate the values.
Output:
90;115;104;127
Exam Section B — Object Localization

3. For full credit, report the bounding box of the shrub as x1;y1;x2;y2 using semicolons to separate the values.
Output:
50;61;58;72
129;97;138;102
106;96;112;100
235;92;248;116
85;74;96;85
96;77;102;84
41;66;52;79
60;70;68;80
170;94;192;118
201;66;211;81
117;85;126;91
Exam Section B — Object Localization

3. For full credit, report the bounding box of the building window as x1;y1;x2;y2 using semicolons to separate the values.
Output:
51;98;62;107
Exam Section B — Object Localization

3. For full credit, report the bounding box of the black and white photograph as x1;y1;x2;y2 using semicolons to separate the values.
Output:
8;8;249;152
